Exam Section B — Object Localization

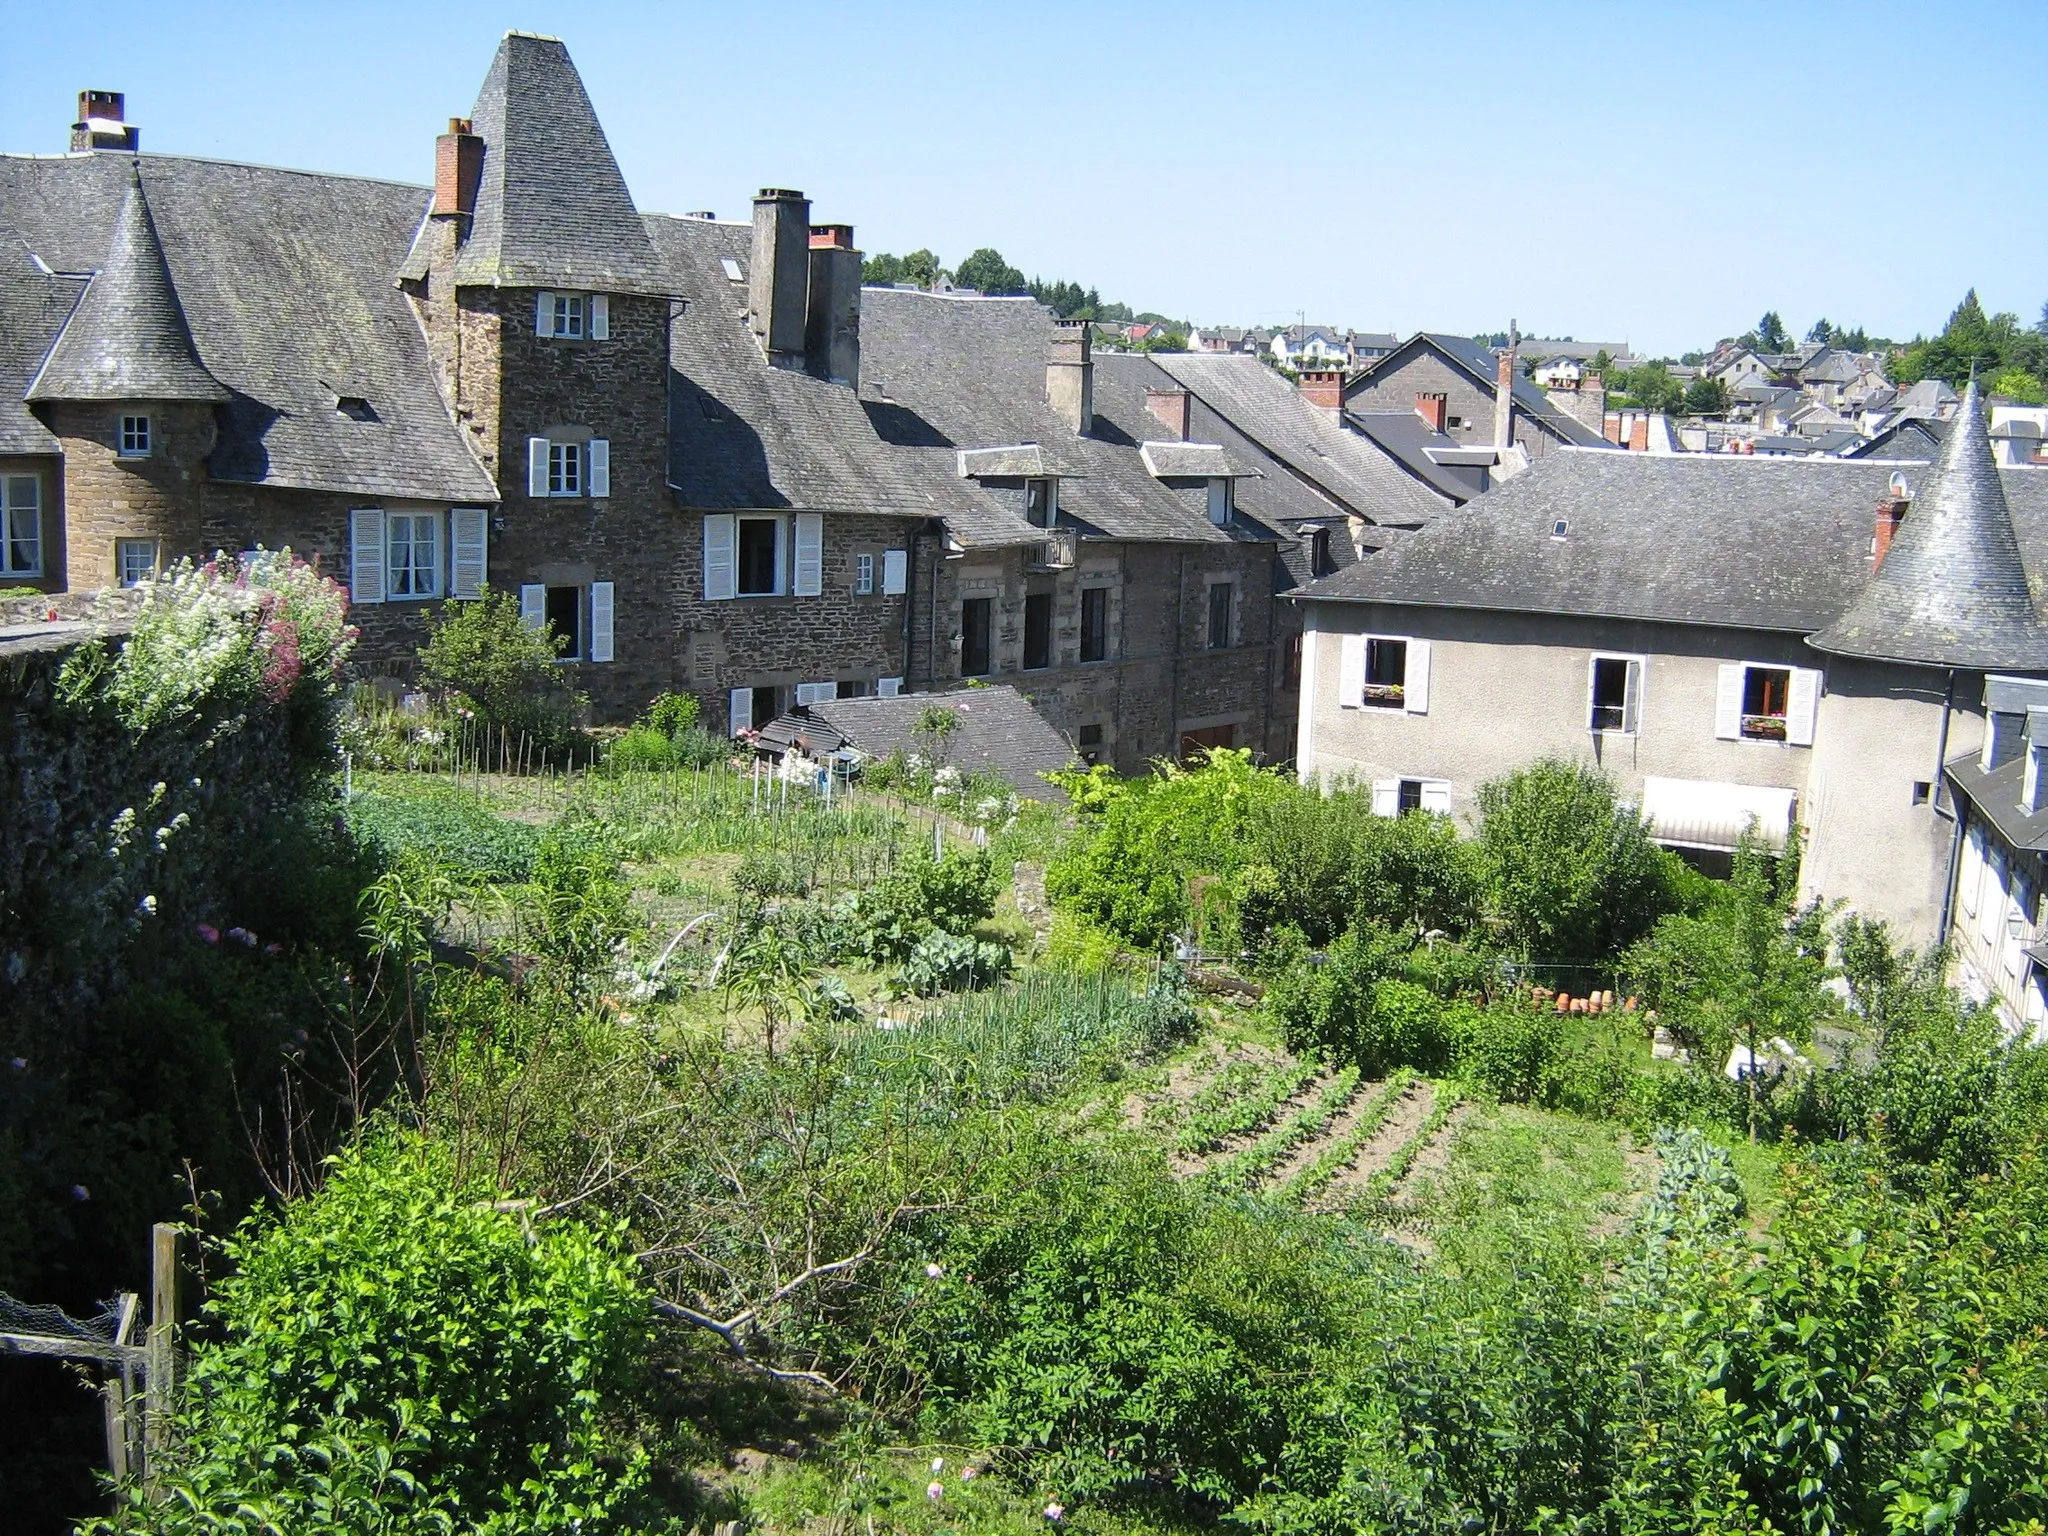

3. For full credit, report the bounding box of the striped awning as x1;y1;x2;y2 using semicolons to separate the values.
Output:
1641;776;1797;853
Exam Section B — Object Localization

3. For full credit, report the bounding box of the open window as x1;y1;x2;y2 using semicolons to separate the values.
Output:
736;516;783;595
1080;585;1110;662
1372;777;1452;816
961;597;993;677
1339;632;1431;714
1716;662;1819;744
1206;581;1235;650
1023;592;1053;670
1588;654;1644;734
1025;478;1056;528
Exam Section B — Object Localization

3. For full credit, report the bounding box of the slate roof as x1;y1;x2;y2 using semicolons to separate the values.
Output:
649;214;1008;529
1946;752;2048;853
0;151;497;501
0;242;85;453
1354;333;1611;449
1294;447;2048;644
1846;416;1947;459
27;168;227;404
1138;440;1258;478
856;291;1257;546
1810;380;2048;668
790;685;1078;799
417;33;671;296
1345;410;1491;504
1148;353;1452;527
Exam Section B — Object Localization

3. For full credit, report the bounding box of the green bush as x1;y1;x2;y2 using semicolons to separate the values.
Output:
527;816;633;980
417;589;583;750
1476;758;1675;973
94;1136;656;1535
846;846;1000;961
1263;924;1404;1063
646;690;700;737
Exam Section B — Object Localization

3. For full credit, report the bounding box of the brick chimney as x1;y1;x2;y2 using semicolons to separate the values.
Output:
804;225;861;387
1047;319;1094;435
1415;392;1449;433
432;118;484;218
1872;492;1910;569
70;90;138;152
1298;369;1344;410
1493;320;1517;450
750;188;811;370
1145;387;1191;439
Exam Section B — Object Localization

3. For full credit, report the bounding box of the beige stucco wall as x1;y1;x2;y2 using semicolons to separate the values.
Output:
1297;601;1974;948
1802;659;1982;947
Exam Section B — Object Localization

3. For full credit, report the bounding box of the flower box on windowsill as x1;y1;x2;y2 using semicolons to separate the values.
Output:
1740;714;1787;741
1362;684;1406;708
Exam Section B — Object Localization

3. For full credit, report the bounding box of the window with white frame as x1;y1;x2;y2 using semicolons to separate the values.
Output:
117;538;158;588
1;475;40;576
706;513;816;600
1206;478;1232;526
526;434;610;499
1372;777;1452;816
118;413;151;457
1025;478;1056;528
855;551;875;595
518;580;615;663
1338;631;1431;714
535;291;609;341
1588;654;1644;734
1715;662;1820;745
386;512;442;599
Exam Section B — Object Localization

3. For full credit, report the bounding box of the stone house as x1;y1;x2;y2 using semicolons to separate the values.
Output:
1290;381;2048;951
1342;332;1612;464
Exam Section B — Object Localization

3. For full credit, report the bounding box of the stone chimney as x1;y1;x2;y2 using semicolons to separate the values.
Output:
1145;387;1191;439
750;188;811;370
432;118;484;219
804;226;862;387
71;90;138;152
1493;320;1518;450
1872;491;1910;570
1298;369;1344;411
1415;392;1449;433
1047;319;1094;435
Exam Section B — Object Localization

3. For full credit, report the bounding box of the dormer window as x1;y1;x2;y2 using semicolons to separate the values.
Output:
1309;527;1335;577
535;290;610;340
1206;478;1233;526
119;413;151;458
1025;477;1056;528
336;395;375;421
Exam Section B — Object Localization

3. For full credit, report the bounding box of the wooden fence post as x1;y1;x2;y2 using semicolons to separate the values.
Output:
144;1224;180;1476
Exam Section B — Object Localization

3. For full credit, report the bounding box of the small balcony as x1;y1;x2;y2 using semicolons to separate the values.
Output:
1028;529;1077;571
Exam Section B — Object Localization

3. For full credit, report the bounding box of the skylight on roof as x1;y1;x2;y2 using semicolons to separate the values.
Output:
720;257;744;282
1551;519;1569;539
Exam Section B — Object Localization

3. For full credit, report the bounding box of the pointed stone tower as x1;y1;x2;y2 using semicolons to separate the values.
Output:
28;164;226;589
1809;377;2048;669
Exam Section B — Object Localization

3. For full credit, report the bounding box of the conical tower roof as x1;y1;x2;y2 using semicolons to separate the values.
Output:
27;165;229;403
1809;376;2048;669
447;32;671;295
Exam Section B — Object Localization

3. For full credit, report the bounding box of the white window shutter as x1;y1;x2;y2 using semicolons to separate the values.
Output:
1786;667;1821;746
1960;827;1984;918
1371;779;1399;817
519;583;546;630
1338;633;1364;707
450;507;488;599
1420;781;1453;815
527;437;550;498
1624;659;1644;735
794;681;837;706
728;686;754;736
590;294;610;340
587;439;611;498
588;580;615;662
882;548;908;595
1403;638;1431;714
704;514;737;601
535;292;555;338
349;509;386;604
792;513;824;596
877;676;903;698
1715;664;1744;740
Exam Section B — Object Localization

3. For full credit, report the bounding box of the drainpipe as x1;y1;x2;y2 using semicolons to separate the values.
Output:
1930;668;1956;819
1937;797;1966;947
900;525;918;689
1169;552;1187;757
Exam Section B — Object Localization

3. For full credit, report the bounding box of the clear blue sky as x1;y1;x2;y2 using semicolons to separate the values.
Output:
5;1;2042;357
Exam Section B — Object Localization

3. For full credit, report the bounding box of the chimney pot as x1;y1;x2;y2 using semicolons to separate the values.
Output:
432;120;485;218
751;189;811;368
71;89;138;152
1047;320;1094;435
808;224;856;250
1298;369;1345;411
1872;494;1909;570
1145;387;1192;440
1415;392;1449;433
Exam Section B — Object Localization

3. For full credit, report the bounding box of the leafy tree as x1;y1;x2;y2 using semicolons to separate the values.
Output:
1683;374;1731;415
1806;316;1833;344
1589;347;1613;372
417;588;582;745
900;248;941;288
1894;288;2022;386
861;251;904;285
954;247;1028;295
1474;758;1674;974
1613;361;1684;413
1030;277;1102;319
1991;366;2046;404
1755;310;1790;353
95;1136;659;1535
